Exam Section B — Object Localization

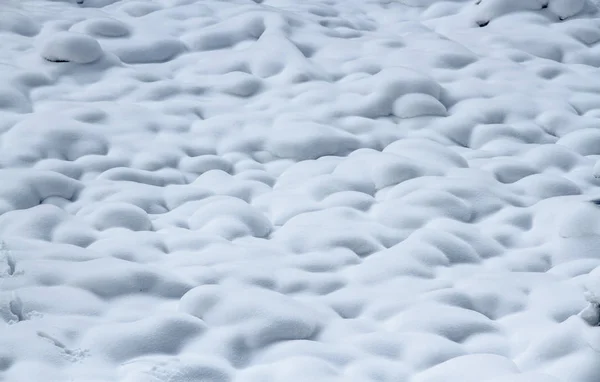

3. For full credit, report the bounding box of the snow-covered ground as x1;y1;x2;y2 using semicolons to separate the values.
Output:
2;0;600;380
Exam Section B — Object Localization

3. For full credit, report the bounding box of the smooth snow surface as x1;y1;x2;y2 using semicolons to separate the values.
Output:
3;0;600;381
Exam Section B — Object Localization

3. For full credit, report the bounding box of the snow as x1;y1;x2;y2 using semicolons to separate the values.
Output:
41;32;104;64
2;0;600;381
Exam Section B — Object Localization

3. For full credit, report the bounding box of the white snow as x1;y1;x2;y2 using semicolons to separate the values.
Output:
2;0;600;381
41;32;104;64
548;0;587;20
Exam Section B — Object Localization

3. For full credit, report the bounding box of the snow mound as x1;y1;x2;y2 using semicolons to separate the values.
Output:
0;10;39;37
82;314;206;362
412;354;519;382
41;32;104;64
70;18;132;38
1;114;109;165
179;284;322;348
548;0;587;20
267;119;360;160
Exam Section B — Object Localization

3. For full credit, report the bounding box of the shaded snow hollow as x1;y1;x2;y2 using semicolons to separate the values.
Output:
2;0;600;381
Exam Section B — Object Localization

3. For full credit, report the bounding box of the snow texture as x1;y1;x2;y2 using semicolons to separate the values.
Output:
1;0;600;381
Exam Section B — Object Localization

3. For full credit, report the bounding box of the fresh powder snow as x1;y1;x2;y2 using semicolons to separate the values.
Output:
1;0;600;381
